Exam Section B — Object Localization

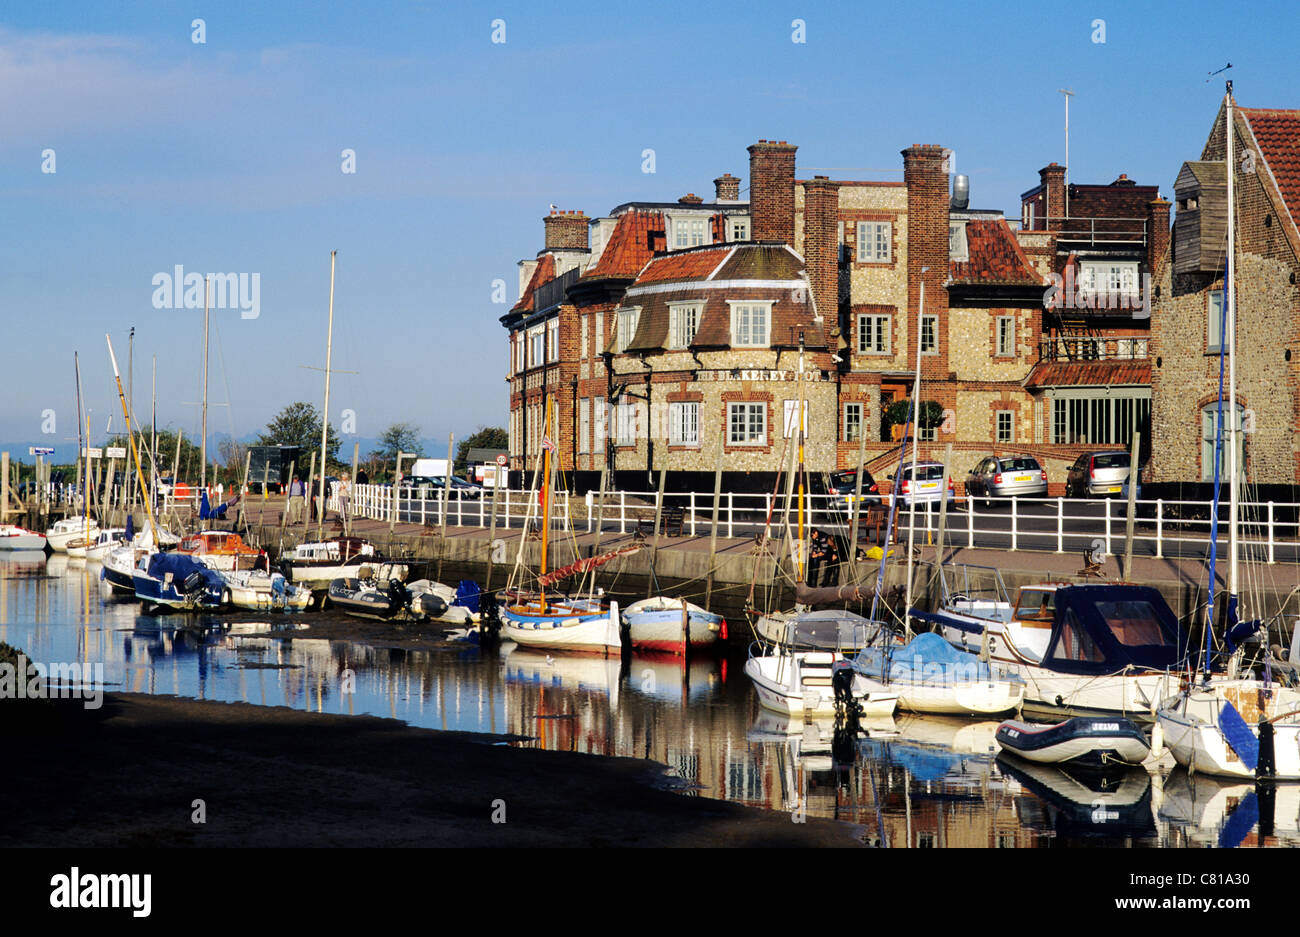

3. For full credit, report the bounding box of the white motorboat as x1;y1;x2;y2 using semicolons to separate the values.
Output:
67;527;127;561
0;525;47;551
1157;680;1300;780
282;536;408;591
848;631;1026;716
45;516;99;552
220;568;312;611
744;611;897;717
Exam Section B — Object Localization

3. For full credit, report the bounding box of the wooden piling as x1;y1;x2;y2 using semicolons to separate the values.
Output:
647;467;667;598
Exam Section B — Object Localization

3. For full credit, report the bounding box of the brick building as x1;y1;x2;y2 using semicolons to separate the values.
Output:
1149;97;1300;494
502;137;1172;494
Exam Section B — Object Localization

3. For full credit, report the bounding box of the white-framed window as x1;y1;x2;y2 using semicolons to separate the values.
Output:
513;332;524;373
595;311;604;354
580;316;589;359
1116;338;1148;359
730;218;750;242
856;221;891;263
996;316;1015;357
919;424;937;442
615;400;638;446
1201;401;1246;482
528;326;545;367
996;410;1014;444
843;402;863;442
668;401;699;446
920;314;938;355
546;318;559;362
857;314;891;355
728;402;766;446
673;216;708;249
594;396;607;453
668;302;702;349
1207;289;1225;353
1078;261;1139;304
578;398;590;454
730;302;771;348
782;400;809;438
614;306;640;353
949;222;968;262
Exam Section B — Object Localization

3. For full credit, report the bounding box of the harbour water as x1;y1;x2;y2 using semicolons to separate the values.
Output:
1;552;1291;848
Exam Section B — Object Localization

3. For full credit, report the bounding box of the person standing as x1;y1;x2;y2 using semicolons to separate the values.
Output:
337;473;352;524
288;475;304;524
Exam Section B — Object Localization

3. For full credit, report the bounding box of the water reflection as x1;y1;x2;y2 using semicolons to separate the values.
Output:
5;554;1300;847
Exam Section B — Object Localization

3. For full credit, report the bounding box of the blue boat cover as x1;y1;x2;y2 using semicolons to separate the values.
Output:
1217;700;1259;772
1218;790;1259;849
146;552;223;591
1041;585;1190;676
455;579;481;613
855;631;1001;683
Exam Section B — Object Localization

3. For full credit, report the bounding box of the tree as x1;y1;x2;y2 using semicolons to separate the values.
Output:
881;399;944;442
377;422;422;461
259;402;340;465
455;426;508;474
217;436;249;470
106;428;203;480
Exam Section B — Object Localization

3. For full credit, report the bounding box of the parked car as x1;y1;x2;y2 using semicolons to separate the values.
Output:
1066;451;1134;497
827;466;882;505
399;475;482;499
965;455;1048;505
886;461;956;507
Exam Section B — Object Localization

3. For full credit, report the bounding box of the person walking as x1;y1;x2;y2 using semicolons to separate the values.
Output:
337;473;352;526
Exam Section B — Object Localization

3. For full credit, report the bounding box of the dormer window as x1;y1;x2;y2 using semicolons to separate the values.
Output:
949;222;968;262
673;216;708;249
730;218;750;242
729;302;771;348
614;306;640;353
668;302;702;349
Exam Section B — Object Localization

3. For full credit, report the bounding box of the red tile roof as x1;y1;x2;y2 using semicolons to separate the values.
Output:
581;211;666;281
950;219;1044;286
1240;107;1300;232
635;245;731;283
510;253;555;313
1024;359;1151;388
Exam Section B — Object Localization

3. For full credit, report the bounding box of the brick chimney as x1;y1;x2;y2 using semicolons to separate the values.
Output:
1147;197;1172;273
714;173;741;201
747;140;798;246
1039;163;1066;226
543;209;590;250
802;176;840;322
902;145;950;366
678;193;704;205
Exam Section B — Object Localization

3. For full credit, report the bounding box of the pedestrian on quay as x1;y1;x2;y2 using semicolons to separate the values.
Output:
338;473;352;522
288;475;305;524
356;468;369;486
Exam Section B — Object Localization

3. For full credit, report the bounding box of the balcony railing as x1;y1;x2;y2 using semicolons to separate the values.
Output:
1017;216;1148;248
1039;337;1149;362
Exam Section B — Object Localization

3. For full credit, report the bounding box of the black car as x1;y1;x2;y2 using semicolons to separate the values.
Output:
827;466;882;505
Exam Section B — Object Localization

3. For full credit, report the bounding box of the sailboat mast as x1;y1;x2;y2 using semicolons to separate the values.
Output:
106;335;159;536
539;396;552;613
1225;85;1239;606
201;277;210;491
795;335;806;581
903;271;928;635
74;352;86;527
318;250;337;541
151;355;157;504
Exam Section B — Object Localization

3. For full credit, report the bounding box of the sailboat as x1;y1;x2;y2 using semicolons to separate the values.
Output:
499;396;625;653
1156;85;1300;780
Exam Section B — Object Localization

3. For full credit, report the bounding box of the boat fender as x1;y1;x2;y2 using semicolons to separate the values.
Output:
1149;721;1164;758
1055;695;1065;707
222;588;231;606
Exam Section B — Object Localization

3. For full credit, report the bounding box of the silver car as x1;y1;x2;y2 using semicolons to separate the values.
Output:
965;455;1048;505
1067;450;1133;497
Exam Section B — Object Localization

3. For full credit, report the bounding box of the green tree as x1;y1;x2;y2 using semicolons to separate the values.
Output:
881;399;944;441
259;402;340;465
455;426;508;474
377;422;422;461
106;428;203;481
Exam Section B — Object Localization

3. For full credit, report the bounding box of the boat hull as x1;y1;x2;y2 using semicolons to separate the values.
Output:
500;601;621;653
745;653;897;717
623;600;723;653
996;717;1150;767
1157;682;1300;780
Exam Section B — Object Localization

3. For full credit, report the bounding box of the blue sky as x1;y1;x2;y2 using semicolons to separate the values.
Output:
1;0;1293;461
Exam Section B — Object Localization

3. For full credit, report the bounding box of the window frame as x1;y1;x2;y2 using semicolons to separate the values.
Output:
920;313;939;356
996;410;1014;444
1207;289;1225;354
614;306;641;353
996;315;1015;357
668;401;700;446
727;401;767;447
843;402;863;442
729;301;772;348
856;221;892;263
857;313;891;355
668;302;703;350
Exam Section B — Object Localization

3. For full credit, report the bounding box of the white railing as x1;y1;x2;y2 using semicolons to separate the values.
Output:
343;485;1300;565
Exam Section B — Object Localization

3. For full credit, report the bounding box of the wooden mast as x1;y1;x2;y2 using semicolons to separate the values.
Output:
539;396;552;613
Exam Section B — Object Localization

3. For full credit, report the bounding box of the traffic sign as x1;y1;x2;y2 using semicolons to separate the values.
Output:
84;448;103;459
29;447;54;456
495;453;508;467
105;447;127;459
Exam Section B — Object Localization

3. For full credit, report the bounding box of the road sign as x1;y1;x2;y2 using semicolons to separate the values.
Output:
84;448;103;459
105;447;127;459
29;447;54;456
495;453;508;467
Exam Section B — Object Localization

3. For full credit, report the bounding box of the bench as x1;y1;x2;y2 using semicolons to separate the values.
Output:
636;504;685;539
854;503;895;546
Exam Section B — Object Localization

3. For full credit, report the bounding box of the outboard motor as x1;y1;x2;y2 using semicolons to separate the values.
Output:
479;591;501;642
385;579;410;612
182;571;208;601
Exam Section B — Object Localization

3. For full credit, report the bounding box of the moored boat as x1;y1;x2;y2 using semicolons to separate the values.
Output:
176;530;265;571
132;551;226;612
996;716;1150;767
0;525;48;551
220;568;312;611
622;596;724;653
282;536;408;590
45;516;99;553
849;631;1027;716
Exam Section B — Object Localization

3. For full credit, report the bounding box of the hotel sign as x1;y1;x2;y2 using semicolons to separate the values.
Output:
720;369;824;382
